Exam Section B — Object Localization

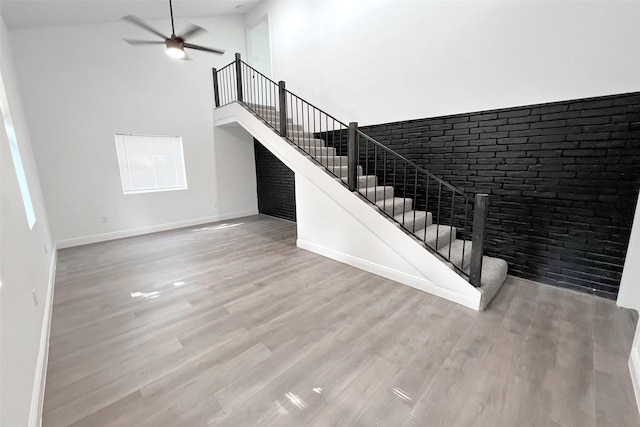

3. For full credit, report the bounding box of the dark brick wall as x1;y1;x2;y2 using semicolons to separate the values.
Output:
357;93;640;299
254;139;296;222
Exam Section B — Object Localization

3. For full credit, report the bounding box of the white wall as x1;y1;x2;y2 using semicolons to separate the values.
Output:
0;15;55;427
261;0;640;125
9;15;257;246
213;125;258;214
619;192;640;413
619;192;640;312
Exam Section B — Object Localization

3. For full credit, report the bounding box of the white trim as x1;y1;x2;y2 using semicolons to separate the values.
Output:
297;239;481;310
630;345;640;415
55;210;258;249
29;245;57;427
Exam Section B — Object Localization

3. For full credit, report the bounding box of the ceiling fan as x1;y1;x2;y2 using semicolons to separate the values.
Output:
122;0;225;60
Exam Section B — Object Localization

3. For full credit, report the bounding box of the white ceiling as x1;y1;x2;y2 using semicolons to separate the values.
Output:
0;0;263;29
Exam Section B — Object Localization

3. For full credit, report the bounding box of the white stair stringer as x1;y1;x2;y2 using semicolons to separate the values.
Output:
214;102;484;310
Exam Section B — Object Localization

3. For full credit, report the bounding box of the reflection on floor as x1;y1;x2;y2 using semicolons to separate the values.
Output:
43;214;639;426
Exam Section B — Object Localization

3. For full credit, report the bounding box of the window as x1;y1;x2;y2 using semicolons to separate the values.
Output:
0;71;36;229
114;134;188;194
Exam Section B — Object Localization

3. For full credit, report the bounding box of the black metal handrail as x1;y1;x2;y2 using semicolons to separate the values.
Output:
212;53;489;286
356;131;472;202
285;89;349;129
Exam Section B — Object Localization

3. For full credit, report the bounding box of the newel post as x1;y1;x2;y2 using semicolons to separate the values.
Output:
278;81;287;137
234;53;243;102
469;193;489;287
212;68;220;107
347;122;359;192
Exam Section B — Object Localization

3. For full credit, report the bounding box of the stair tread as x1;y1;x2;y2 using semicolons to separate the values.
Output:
395;210;432;231
375;197;413;215
375;197;412;206
415;224;456;249
464;256;508;282
319;164;363;177
358;186;394;199
437;239;472;269
341;176;377;187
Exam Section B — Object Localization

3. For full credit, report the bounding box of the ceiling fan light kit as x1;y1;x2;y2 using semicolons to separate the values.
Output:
165;39;185;59
123;0;225;60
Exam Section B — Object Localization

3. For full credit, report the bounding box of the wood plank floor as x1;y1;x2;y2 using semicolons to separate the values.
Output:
43;214;640;426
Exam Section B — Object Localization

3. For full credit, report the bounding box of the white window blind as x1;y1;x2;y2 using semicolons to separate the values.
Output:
114;134;187;194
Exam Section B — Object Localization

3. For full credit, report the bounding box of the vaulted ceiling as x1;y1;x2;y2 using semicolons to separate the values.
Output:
1;0;262;29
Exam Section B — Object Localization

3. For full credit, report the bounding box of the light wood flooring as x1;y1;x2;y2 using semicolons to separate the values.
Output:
43;214;640;426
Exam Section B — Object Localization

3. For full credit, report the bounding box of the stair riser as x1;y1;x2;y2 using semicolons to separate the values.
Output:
395;211;432;232
263;118;302;131
329;165;363;178
359;186;394;201
436;240;473;270
304;147;336;157
377;199;413;216
262;113;316;130
425;227;457;251
317;156;348;167
341;176;378;188
292;138;326;148
245;103;277;112
286;131;317;139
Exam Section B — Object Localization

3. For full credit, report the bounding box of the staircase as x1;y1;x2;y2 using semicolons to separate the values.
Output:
212;54;508;310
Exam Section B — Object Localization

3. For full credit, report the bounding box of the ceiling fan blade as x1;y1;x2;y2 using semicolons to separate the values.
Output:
124;39;165;46
183;43;225;55
178;24;206;41
122;15;168;40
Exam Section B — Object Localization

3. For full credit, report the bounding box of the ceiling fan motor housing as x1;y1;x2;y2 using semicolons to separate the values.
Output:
165;38;184;50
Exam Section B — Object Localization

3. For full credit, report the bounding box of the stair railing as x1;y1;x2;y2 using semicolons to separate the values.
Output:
212;53;489;287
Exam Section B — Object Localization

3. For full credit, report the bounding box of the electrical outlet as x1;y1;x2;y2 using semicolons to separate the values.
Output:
100;216;108;223
32;289;39;306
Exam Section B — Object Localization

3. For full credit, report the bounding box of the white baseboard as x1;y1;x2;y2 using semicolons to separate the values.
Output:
630;344;640;415
55;210;258;249
297;239;480;310
29;245;57;427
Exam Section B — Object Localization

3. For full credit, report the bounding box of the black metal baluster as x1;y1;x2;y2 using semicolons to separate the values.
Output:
296;97;300;149
413;169;418;232
462;199;469;270
222;70;226;104
306;103;310;159
374;144;378;203
436;182;442;251
449;191;455;260
392;157;397;217
332;119;336;176
259;73;263;118
383;151;387;214
282;80;288;137
365;137;369;199
325;115;328;168
251;71;255;112
424;175;429;243
225;69;229;103
402;161;407;226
